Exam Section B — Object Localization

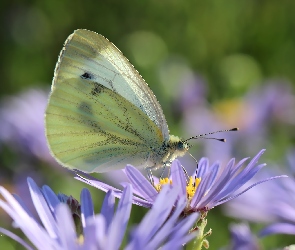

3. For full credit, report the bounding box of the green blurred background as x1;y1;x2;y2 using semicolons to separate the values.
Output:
1;0;295;249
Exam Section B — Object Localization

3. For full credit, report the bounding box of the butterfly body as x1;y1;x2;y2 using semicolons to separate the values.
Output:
45;29;189;173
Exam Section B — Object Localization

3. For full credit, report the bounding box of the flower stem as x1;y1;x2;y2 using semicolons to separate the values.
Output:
190;212;211;250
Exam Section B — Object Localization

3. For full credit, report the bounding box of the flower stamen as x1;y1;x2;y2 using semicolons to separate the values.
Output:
154;176;201;200
155;177;172;191
187;176;201;200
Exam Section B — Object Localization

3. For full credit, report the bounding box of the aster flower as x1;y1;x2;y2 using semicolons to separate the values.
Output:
224;150;295;238
228;223;260;250
0;88;54;164
0;177;198;249
75;149;286;248
222;174;277;224
75;149;286;213
257;174;295;237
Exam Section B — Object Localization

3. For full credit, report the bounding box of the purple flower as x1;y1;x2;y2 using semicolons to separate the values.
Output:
259;223;295;237
0;178;198;249
228;223;260;250
0;88;54;164
75;149;286;215
249;175;295;237
224;151;295;237
223;171;289;224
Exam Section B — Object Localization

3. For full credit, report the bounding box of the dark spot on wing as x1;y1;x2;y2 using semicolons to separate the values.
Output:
91;82;103;96
81;72;93;80
78;101;93;115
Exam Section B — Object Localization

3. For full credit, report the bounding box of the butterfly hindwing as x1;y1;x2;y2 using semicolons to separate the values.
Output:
46;76;164;172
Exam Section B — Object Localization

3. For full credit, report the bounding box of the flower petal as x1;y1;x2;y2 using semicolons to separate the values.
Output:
125;165;158;202
195;157;209;179
171;160;187;197
101;190;115;230
0;227;34;250
107;184;133;250
0;189;58;248
259;222;295;236
55;204;77;249
131;185;179;247
27;178;58;238
41;185;60;213
81;188;94;228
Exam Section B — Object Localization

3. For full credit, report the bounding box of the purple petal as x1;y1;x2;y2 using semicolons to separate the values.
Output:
74;170;123;196
196;160;233;208
195;157;209;179
81;188;94;228
214;175;288;207
161;232;198;250
107;184;133;250
229;157;249;176
0;227;34;250
27;178;58;238
197;152;265;208
83;215;103;249
191;164;220;208
146;196;187;249
12;194;35;219
259;223;295;237
230;223;259;249
218;163;266;199
132;185;179;246
81;221;98;249
0;188;58;248
203;160;234;198
244;149;266;172
55;204;77;249
91;215;106;249
76;169;152;208
101;190;115;230
202;162;220;192
171;160;187;197
41;185;60;213
125;165;158;202
169;212;199;239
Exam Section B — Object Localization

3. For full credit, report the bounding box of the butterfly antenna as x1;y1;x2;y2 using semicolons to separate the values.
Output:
183;127;239;143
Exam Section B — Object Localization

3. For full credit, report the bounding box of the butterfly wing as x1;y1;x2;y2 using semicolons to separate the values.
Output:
46;77;164;172
53;29;169;139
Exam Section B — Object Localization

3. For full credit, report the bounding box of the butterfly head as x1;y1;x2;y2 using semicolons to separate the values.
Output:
165;127;239;166
168;135;190;158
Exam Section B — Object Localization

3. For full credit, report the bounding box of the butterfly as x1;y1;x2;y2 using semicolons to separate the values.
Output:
45;29;191;173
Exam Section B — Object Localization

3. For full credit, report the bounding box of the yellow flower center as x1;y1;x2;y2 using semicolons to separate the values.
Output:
155;177;172;191
186;176;201;200
154;176;201;200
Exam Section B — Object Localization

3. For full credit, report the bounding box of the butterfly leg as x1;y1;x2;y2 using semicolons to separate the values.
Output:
180;163;190;184
159;164;166;179
145;167;155;185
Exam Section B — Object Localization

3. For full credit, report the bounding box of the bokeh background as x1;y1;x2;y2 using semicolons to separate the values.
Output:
1;0;295;249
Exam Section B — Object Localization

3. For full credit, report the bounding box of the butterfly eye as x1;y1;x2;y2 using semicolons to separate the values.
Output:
177;141;184;150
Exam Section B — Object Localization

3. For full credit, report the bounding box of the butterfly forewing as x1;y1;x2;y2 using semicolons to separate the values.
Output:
54;29;169;139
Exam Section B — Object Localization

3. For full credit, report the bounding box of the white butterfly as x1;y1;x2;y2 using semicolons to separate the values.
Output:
45;29;190;173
